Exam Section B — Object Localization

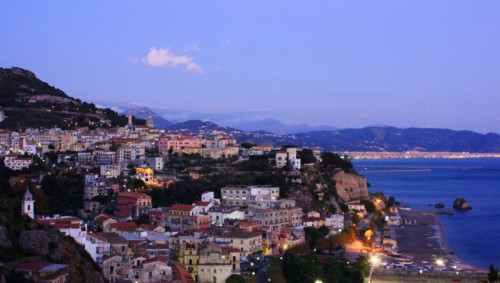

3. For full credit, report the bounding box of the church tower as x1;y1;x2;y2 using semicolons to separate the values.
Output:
22;187;35;219
146;115;154;128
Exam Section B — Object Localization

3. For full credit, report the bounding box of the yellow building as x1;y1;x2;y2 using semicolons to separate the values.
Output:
135;167;154;182
178;243;199;281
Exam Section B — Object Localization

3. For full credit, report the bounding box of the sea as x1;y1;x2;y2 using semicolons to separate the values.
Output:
352;158;500;270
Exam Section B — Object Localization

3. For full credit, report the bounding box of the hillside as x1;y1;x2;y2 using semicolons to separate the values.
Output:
0;67;140;130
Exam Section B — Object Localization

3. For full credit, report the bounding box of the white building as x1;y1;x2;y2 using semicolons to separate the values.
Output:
325;214;345;231
100;164;122;178
275;147;301;170
221;185;279;207
3;154;33;170
146;156;164;171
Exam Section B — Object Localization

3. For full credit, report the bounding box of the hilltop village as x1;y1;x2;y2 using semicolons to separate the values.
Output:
0;116;401;283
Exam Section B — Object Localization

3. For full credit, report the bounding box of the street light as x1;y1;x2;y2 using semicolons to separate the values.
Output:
436;258;444;270
314;280;323;283
436;258;445;281
368;255;380;283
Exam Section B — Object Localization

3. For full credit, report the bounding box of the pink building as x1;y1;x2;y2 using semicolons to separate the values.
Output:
116;192;152;219
159;135;206;154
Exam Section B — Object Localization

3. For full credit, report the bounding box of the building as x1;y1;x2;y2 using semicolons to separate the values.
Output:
166;204;211;231
116;192;152;219
136;167;154;182
215;232;262;258
36;216;87;246
100;164;122;178
3;154;33;170
325;214;345;231
275;147;301;170
14;261;69;283
220;185;279;207
197;243;240;283
178;242;199;281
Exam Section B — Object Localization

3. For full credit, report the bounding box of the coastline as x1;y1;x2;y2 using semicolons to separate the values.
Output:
396;209;486;273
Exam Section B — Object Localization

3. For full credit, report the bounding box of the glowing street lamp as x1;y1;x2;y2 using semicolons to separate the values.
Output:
368;255;380;283
436;258;444;270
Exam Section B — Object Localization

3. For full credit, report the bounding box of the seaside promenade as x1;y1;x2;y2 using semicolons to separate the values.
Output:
370;210;487;283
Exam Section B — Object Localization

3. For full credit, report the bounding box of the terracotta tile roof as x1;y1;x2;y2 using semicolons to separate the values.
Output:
222;231;262;239
118;192;151;199
109;222;137;232
221;246;240;253
170;261;195;283
36;217;81;224
196;201;211;206
95;214;112;223
138;223;157;231
15;261;52;271
143;257;167;264
87;233;108;242
170;204;195;212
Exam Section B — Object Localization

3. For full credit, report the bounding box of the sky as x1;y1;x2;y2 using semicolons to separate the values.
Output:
1;1;499;134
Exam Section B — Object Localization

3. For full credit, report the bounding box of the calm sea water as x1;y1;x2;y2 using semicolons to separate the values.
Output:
352;158;500;269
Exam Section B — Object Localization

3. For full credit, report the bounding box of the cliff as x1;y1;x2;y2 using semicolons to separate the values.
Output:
332;170;369;202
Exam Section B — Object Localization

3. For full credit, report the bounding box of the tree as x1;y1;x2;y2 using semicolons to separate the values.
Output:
489;265;499;283
240;142;253;149
225;274;245;283
299;148;316;164
360;199;375;214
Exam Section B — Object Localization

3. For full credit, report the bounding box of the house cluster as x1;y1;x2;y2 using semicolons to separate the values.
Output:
19;181;358;283
0;116;240;171
5;117;357;282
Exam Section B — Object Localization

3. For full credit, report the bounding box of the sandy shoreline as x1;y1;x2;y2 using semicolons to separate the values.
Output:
396;209;486;273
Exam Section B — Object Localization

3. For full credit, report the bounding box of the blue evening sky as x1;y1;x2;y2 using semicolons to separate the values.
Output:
1;1;499;133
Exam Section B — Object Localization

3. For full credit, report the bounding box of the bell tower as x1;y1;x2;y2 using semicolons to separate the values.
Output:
22;187;35;219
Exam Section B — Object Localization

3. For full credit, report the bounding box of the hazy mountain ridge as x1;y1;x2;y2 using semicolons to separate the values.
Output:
231;118;339;134
165;120;500;152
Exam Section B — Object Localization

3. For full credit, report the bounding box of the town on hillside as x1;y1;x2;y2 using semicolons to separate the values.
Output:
1;117;411;283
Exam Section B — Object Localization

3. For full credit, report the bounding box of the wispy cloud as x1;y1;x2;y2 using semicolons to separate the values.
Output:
183;44;201;52
127;57;138;64
142;47;204;74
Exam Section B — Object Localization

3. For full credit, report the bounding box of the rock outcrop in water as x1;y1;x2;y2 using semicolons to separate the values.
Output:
453;197;472;211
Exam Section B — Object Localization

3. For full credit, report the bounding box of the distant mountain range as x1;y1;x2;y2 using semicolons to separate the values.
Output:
1;67;499;152
159;119;500;152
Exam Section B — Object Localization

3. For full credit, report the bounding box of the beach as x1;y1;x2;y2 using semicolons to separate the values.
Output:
396;209;485;273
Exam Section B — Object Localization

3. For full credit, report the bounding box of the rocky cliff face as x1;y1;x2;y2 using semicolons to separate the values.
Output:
332;170;369;202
